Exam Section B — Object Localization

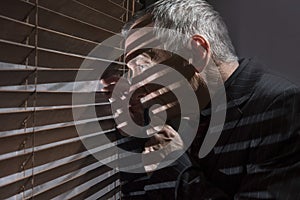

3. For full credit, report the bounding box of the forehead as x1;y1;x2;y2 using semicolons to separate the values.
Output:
124;14;158;60
125;14;154;42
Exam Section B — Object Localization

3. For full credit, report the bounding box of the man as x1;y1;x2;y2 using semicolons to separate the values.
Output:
101;0;300;199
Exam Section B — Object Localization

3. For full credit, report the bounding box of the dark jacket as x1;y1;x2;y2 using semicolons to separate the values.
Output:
178;58;300;200
122;58;300;200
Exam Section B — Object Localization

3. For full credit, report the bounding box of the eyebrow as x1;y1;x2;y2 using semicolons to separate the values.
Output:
125;48;153;63
130;13;154;30
125;29;157;51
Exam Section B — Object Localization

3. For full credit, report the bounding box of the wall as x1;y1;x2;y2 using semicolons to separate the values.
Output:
209;0;300;85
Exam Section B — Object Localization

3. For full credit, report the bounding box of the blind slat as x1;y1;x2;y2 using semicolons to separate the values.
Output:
34;0;124;32
0;91;109;108
0;133;119;179
99;186;121;200
70;174;120;200
0;0;121;42
77;0;130;19
0;69;96;87
0;119;115;155
0;104;112;132
0;0;130;198
32;170;119;200
38;27;123;60
37;3;116;41
0;154;98;199
0;14;124;58
110;0;143;13
0;0;33;21
0;66;124;86
0;15;34;43
0;39;122;69
0;153;117;199
0;39;33;64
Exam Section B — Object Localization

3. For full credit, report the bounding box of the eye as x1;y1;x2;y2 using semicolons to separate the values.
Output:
141;52;153;60
137;64;146;72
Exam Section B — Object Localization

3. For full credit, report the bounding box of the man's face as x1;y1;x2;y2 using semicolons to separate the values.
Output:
124;14;195;82
124;30;196;86
125;28;174;83
123;14;209;86
123;14;211;112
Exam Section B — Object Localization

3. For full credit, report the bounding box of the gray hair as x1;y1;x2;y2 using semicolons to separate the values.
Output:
123;0;238;64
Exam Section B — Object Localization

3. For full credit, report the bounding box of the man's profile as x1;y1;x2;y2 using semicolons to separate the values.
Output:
101;0;300;199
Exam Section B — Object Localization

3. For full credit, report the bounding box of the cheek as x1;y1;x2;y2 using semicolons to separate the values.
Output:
126;62;143;79
131;67;142;78
127;58;154;78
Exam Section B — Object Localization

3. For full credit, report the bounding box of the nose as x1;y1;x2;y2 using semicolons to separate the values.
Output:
127;57;150;79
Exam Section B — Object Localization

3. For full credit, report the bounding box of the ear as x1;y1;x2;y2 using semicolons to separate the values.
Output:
190;35;210;72
191;35;210;59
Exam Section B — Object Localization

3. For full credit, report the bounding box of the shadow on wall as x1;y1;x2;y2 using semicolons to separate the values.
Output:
209;0;300;85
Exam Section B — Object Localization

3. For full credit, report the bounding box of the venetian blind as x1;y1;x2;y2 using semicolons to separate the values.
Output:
0;0;139;199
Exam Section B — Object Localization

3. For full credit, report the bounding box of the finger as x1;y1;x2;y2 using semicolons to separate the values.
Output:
101;80;130;99
116;127;131;137
141;88;171;108
100;76;120;85
129;86;149;103
129;101;145;113
101;84;116;93
144;137;160;148
162;125;177;138
114;106;145;127
144;131;171;148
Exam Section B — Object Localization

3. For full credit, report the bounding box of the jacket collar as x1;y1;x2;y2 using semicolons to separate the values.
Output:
198;58;266;173
200;57;264;118
224;57;264;106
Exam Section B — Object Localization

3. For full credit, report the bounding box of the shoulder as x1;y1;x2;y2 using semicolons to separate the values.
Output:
248;58;299;101
235;58;300;115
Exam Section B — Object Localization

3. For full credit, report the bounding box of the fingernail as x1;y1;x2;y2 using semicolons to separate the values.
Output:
116;122;127;129
121;95;126;100
109;98;116;103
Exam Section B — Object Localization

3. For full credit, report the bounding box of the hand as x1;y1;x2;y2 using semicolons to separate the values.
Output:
100;75;148;134
100;75;125;98
142;125;184;172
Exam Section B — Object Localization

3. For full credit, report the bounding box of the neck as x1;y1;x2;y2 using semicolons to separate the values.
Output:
200;59;239;85
193;59;239;108
217;60;239;82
